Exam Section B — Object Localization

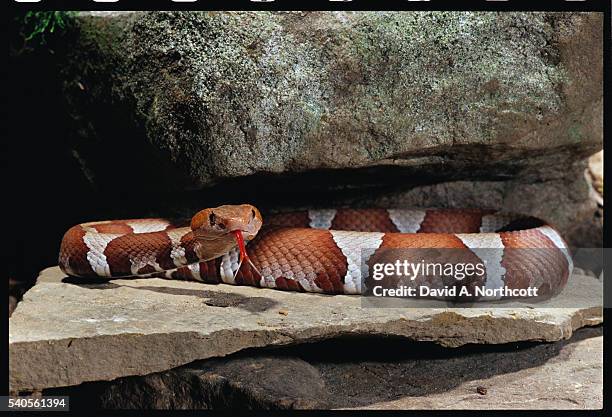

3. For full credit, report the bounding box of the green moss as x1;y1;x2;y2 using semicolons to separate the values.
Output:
21;11;77;44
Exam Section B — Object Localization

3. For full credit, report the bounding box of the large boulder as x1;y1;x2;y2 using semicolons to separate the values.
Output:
60;11;602;191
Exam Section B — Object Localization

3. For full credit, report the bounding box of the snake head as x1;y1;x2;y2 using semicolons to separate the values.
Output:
190;204;263;242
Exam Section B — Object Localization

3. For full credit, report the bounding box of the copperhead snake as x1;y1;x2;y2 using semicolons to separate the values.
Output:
59;205;573;299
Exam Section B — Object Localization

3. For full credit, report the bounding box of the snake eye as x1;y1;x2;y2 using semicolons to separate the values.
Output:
251;209;256;219
208;212;216;226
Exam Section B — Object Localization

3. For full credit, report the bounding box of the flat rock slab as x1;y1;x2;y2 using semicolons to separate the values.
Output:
9;266;602;392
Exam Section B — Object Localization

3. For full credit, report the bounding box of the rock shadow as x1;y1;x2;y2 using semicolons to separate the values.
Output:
61;276;121;289
132;285;279;313
61;277;278;313
282;325;603;408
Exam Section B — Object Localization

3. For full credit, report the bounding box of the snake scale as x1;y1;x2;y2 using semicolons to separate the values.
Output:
59;205;573;299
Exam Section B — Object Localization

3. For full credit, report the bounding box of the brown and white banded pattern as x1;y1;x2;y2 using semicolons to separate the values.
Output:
59;208;573;298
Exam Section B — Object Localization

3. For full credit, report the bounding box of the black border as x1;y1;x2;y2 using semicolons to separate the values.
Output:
6;0;611;12
4;0;610;415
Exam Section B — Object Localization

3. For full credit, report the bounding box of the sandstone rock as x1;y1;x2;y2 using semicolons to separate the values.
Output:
588;150;603;202
45;326;602;410
9;266;602;393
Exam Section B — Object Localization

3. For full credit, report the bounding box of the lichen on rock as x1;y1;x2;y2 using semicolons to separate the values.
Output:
59;11;602;190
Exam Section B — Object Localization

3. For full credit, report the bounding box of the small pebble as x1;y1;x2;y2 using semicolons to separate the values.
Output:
476;386;488;395
278;309;288;316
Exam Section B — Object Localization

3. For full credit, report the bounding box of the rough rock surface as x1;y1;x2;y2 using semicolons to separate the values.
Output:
61;11;602;192
44;326;602;410
98;357;328;409
343;327;603;410
9;266;602;393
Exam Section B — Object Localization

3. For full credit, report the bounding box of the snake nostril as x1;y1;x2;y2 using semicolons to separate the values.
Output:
218;223;226;229
208;212;216;226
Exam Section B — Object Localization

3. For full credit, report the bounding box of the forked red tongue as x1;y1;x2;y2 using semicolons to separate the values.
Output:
233;230;248;263
231;230;262;279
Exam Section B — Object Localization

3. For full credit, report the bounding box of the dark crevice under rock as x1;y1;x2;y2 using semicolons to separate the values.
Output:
42;325;602;410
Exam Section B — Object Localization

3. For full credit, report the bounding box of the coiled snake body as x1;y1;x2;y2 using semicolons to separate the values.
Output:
59;205;572;299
